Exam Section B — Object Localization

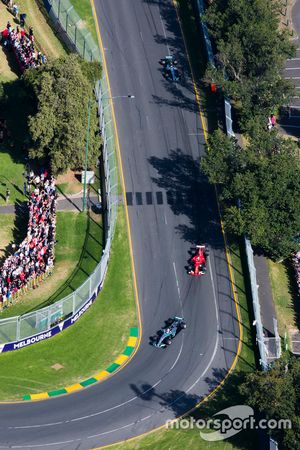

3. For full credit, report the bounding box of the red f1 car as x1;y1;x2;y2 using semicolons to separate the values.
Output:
188;245;208;276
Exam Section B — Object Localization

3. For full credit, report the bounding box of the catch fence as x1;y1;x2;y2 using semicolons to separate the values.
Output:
43;0;100;61
0;0;118;350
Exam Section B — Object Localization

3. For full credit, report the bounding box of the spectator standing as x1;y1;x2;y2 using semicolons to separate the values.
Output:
12;3;19;19
20;13;26;27
271;114;276;128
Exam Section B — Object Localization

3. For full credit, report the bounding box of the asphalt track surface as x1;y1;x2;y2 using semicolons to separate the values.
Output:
0;1;240;448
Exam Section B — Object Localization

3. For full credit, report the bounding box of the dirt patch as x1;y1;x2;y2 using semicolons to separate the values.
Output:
0;217;14;259
51;363;64;371
57;170;81;185
57;170;83;195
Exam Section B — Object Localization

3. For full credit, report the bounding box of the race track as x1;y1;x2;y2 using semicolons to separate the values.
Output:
0;1;240;448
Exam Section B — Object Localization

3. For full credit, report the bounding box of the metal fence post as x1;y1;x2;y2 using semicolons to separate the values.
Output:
47;307;51;330
83;39;86;59
58;0;61;19
72;292;76;315
16;316;20;341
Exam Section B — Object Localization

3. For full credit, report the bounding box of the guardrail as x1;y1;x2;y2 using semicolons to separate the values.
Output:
195;0;214;66
0;1;118;352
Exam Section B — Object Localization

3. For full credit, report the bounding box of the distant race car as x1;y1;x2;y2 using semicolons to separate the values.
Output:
160;55;180;82
160;55;178;66
188;244;209;277
154;317;186;348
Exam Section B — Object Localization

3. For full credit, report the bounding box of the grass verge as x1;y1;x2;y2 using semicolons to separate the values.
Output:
268;258;299;343
0;211;103;318
0;205;136;401
71;0;98;43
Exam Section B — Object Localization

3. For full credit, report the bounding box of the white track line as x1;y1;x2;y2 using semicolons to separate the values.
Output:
173;261;181;299
9;421;64;430
159;12;170;56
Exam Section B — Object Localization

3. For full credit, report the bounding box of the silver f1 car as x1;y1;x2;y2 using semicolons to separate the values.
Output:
154;316;186;348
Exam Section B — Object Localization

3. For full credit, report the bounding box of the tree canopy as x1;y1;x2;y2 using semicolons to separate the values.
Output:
239;357;300;449
201;130;300;259
204;0;296;131
23;54;102;174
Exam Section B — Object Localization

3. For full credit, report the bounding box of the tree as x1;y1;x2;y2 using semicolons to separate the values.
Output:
204;0;296;131
200;129;247;185
23;54;102;174
239;357;300;449
201;130;300;259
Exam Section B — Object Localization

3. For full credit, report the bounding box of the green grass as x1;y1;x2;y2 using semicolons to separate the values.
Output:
0;206;136;401
111;240;257;450
56;182;82;195
70;0;98;43
268;259;296;337
0;214;15;257
0;211;103;318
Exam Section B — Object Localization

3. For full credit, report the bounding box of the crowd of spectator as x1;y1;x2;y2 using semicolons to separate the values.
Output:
0;171;57;307
292;251;300;294
0;19;47;72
